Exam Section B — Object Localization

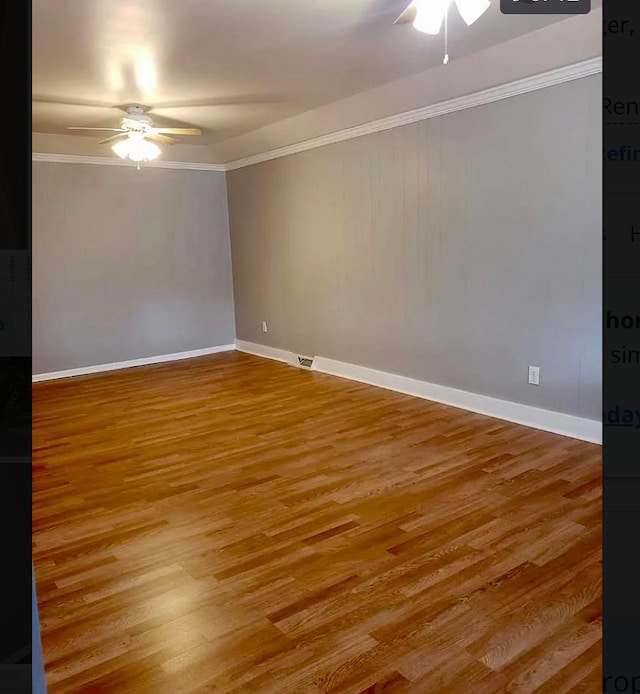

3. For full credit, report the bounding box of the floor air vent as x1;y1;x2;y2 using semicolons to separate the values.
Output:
287;354;315;370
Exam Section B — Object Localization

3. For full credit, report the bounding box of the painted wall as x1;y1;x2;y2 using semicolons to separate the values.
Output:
32;163;235;374
227;74;602;420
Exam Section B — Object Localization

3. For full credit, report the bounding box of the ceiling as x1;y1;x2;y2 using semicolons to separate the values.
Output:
32;0;601;161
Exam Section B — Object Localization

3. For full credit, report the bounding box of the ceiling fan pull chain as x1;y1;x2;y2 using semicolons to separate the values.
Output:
443;7;450;64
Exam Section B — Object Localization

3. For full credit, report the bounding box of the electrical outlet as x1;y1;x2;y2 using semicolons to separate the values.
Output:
262;321;268;333
528;366;540;385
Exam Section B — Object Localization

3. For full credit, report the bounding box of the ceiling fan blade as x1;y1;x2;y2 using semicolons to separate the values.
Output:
151;128;202;136
146;133;177;145
454;0;491;25
68;127;125;132
394;1;418;24
99;134;129;145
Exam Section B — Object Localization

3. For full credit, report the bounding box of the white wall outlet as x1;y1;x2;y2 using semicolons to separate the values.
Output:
528;366;540;385
262;321;268;333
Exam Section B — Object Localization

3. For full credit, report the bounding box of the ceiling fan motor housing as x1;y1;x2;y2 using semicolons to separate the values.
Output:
120;113;153;133
121;106;153;133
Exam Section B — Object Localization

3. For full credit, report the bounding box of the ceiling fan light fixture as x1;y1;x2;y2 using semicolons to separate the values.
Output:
454;0;490;25
128;139;161;162
111;139;131;159
412;0;450;34
112;134;161;162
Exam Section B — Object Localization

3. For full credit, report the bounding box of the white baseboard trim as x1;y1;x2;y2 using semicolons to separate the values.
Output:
235;341;601;444
234;340;292;363
33;339;602;444
32;344;236;382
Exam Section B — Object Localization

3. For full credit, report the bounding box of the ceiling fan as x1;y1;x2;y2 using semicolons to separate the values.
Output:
394;0;492;64
66;104;202;165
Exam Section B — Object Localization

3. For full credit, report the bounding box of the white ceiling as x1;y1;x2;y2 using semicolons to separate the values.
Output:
32;0;602;164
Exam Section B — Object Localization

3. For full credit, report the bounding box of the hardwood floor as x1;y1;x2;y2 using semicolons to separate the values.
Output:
32;352;602;693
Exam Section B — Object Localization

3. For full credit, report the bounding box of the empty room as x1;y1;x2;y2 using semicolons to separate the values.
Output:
31;1;602;692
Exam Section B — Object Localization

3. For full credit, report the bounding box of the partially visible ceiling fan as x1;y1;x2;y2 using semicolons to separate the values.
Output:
394;0;493;64
66;104;202;165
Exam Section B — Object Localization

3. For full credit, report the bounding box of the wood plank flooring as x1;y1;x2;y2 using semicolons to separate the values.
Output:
32;352;602;693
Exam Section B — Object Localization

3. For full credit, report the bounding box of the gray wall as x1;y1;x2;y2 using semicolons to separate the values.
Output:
227;74;602;420
32;163;235;374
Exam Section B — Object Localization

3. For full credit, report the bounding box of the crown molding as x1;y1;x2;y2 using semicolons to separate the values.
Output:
224;56;602;171
31;152;226;172
32;57;601;174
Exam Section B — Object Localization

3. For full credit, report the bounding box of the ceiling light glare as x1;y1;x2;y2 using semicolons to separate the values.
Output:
111;135;160;162
413;0;450;34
